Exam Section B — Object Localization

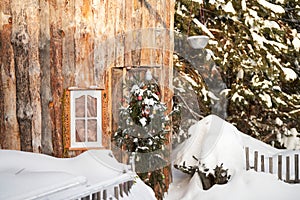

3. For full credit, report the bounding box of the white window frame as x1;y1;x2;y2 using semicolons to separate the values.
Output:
70;90;102;148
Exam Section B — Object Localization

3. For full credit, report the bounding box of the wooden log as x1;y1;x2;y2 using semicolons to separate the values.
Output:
254;151;258;171
0;9;21;150
39;0;53;155
27;0;42;153
278;155;282;180
261;155;265;172
11;2;33;152
49;0;64;157
245;147;250;170
269;157;273;174
295;154;299;181
286;156;290;182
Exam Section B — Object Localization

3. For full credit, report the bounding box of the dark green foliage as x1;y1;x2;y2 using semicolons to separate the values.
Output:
174;0;300;144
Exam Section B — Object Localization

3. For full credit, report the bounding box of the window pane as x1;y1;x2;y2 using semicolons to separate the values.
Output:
75;95;85;117
76;120;85;142
87;119;97;142
87;95;97;117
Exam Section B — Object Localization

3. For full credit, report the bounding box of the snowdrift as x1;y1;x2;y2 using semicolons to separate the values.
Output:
168;114;300;200
0;150;155;200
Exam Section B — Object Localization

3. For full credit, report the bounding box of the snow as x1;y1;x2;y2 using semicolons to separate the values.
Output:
259;92;273;108
223;2;236;14
2;115;300;200
0;150;155;200
166;115;300;200
281;67;298;81
192;18;215;39
257;0;285;14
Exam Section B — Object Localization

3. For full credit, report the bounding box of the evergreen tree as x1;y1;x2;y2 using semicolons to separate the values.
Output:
174;0;300;146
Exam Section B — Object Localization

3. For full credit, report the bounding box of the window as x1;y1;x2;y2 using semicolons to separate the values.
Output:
70;90;102;149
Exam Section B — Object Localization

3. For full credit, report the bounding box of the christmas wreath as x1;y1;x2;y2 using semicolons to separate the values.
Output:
113;70;170;200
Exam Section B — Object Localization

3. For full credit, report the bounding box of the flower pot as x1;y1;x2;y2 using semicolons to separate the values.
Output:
187;35;209;49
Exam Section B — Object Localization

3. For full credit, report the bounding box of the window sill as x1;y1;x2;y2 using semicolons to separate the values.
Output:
68;147;105;151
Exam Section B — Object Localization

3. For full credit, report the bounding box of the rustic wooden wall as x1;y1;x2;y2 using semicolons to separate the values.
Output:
0;0;174;157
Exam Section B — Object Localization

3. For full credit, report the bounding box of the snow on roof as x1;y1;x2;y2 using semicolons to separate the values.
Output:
0;150;155;200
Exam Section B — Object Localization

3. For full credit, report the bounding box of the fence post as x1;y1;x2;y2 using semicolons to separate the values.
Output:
278;155;282;180
119;183;123;197
124;182;128;195
103;190;107;200
245;147;250;170
269;157;273;174
295;154;299;182
261;155;265;172
114;186;119;200
286;156;290;182
254;151;258;171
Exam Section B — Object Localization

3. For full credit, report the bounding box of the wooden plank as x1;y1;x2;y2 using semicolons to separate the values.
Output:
115;0;125;68
254;151;258;171
124;0;133;68
278;155;282;180
114;186;119;200
286;156;290;182
0;2;20;150
39;0;53;155
74;0;95;87
26;0;42;153
130;0;142;66
124;182;128;195
261;155;265;172
11;0;33;152
245;147;250;170
295;154;299;181
49;0;64;157
119;183;123;197
269;157;273;174
93;0;107;88
62;0;76;87
103;190;107;200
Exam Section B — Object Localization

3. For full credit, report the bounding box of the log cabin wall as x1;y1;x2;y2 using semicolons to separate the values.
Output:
0;0;174;157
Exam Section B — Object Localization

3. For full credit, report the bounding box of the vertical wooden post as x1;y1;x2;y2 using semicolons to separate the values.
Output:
261;155;265;172
119;183;123;197
295;154;299;182
269;157;273;174
286;156;290;182
278;155;282;180
245;147;250;170
124;182;128;195
103;190;107;200
254;151;258;171
114;186;119;200
96;191;101;200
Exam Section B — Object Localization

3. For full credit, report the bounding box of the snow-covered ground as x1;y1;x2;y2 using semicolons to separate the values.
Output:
0;149;155;200
1;114;300;200
166;114;300;200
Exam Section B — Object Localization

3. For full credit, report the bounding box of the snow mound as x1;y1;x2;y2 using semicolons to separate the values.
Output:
0;150;155;200
174;115;244;175
167;115;300;200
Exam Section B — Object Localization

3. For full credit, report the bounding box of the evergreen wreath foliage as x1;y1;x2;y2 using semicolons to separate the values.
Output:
113;71;171;200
